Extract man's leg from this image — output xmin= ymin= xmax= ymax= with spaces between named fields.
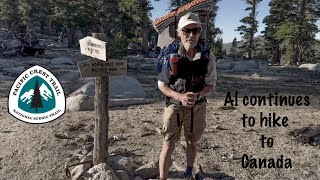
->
xmin=183 ymin=102 xmax=206 ymax=176
xmin=159 ymin=143 xmax=175 ymax=179
xmin=186 ymin=141 xmax=197 ymax=169
xmin=160 ymin=105 xmax=181 ymax=179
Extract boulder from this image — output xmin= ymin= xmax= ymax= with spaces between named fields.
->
xmin=69 ymin=76 xmax=146 ymax=98
xmin=299 ymin=63 xmax=320 ymax=72
xmin=5 ymin=39 xmax=21 ymax=49
xmin=54 ymin=70 xmax=80 ymax=81
xmin=67 ymin=76 xmax=148 ymax=111
xmin=115 ymin=170 xmax=130 ymax=180
xmin=108 ymin=155 xmax=133 ymax=171
xmin=139 ymin=63 xmax=154 ymax=71
xmin=43 ymin=51 xmax=61 ymax=59
xmin=109 ymin=75 xmax=146 ymax=99
xmin=51 ymin=57 xmax=75 ymax=65
xmin=232 ymin=60 xmax=259 ymax=72
xmin=147 ymin=51 xmax=158 ymax=58
xmin=2 ymin=49 xmax=17 ymax=57
xmin=258 ymin=61 xmax=269 ymax=71
xmin=66 ymin=94 xmax=94 ymax=111
xmin=2 ymin=66 xmax=25 ymax=76
xmin=216 ymin=59 xmax=236 ymax=69
xmin=85 ymin=163 xmax=119 ymax=180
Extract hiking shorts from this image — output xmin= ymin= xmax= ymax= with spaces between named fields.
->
xmin=161 ymin=101 xmax=206 ymax=145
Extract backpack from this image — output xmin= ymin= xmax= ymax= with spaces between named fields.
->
xmin=156 ymin=43 xmax=179 ymax=73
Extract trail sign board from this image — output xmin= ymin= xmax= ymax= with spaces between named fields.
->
xmin=78 ymin=59 xmax=127 ymax=77
xmin=79 ymin=36 xmax=107 ymax=61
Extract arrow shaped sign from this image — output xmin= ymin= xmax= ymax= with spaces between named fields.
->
xmin=79 ymin=36 xmax=107 ymax=61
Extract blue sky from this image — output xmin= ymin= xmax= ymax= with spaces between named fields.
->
xmin=151 ymin=0 xmax=320 ymax=43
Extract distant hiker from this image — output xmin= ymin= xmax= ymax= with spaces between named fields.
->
xmin=157 ymin=12 xmax=217 ymax=179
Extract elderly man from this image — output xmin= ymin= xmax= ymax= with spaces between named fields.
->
xmin=157 ymin=12 xmax=217 ymax=179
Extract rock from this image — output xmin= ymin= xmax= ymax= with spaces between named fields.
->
xmin=51 ymin=57 xmax=75 ymax=65
xmin=147 ymin=51 xmax=158 ymax=58
xmin=2 ymin=66 xmax=25 ymax=76
xmin=72 ymin=76 xmax=146 ymax=98
xmin=216 ymin=59 xmax=236 ymax=69
xmin=134 ymin=161 xmax=159 ymax=179
xmin=0 ymin=74 xmax=15 ymax=80
xmin=251 ymin=72 xmax=260 ymax=78
xmin=85 ymin=163 xmax=119 ymax=180
xmin=2 ymin=49 xmax=16 ymax=57
xmin=124 ymin=55 xmax=144 ymax=61
xmin=66 ymin=94 xmax=94 ymax=111
xmin=258 ymin=61 xmax=269 ymax=71
xmin=115 ymin=170 xmax=130 ymax=180
xmin=128 ymin=62 xmax=138 ymax=70
xmin=232 ymin=60 xmax=259 ymax=72
xmin=299 ymin=63 xmax=320 ymax=72
xmin=71 ymin=51 xmax=88 ymax=63
xmin=139 ymin=63 xmax=154 ymax=70
xmin=67 ymin=76 xmax=148 ymax=111
xmin=134 ymin=176 xmax=143 ymax=180
xmin=69 ymin=81 xmax=95 ymax=96
xmin=43 ymin=51 xmax=61 ymax=59
xmin=109 ymin=98 xmax=153 ymax=107
xmin=108 ymin=155 xmax=133 ymax=172
xmin=109 ymin=75 xmax=146 ymax=99
xmin=5 ymin=39 xmax=21 ymax=49
xmin=54 ymin=70 xmax=80 ymax=81
xmin=71 ymin=153 xmax=93 ymax=180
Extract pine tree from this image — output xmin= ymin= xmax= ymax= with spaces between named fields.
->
xmin=230 ymin=37 xmax=238 ymax=54
xmin=119 ymin=0 xmax=153 ymax=54
xmin=264 ymin=0 xmax=320 ymax=65
xmin=31 ymin=79 xmax=43 ymax=112
xmin=212 ymin=37 xmax=224 ymax=59
xmin=236 ymin=0 xmax=263 ymax=59
xmin=0 ymin=0 xmax=20 ymax=30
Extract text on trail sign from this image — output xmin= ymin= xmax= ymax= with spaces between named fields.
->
xmin=78 ymin=59 xmax=127 ymax=77
xmin=79 ymin=36 xmax=107 ymax=61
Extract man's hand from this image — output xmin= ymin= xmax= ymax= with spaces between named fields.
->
xmin=178 ymin=92 xmax=197 ymax=108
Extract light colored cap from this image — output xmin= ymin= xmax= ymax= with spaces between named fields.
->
xmin=177 ymin=12 xmax=201 ymax=30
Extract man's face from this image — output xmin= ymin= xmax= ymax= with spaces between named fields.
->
xmin=178 ymin=23 xmax=201 ymax=50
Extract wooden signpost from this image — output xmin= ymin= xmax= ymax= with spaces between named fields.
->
xmin=78 ymin=33 xmax=127 ymax=165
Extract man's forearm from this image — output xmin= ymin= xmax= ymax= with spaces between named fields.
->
xmin=198 ymin=85 xmax=214 ymax=97
xmin=158 ymin=85 xmax=182 ymax=101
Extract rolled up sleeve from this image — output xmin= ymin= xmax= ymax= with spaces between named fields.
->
xmin=157 ymin=64 xmax=170 ymax=87
xmin=204 ymin=51 xmax=217 ymax=87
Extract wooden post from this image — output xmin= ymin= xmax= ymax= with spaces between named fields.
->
xmin=92 ymin=33 xmax=109 ymax=165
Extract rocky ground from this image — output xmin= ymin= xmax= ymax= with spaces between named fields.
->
xmin=0 ymin=46 xmax=320 ymax=180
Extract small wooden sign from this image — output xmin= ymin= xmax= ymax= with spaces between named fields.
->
xmin=79 ymin=36 xmax=107 ymax=61
xmin=78 ymin=59 xmax=127 ymax=77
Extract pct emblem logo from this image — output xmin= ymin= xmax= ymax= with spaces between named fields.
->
xmin=8 ymin=65 xmax=66 ymax=124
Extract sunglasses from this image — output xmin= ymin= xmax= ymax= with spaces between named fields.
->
xmin=182 ymin=28 xmax=201 ymax=35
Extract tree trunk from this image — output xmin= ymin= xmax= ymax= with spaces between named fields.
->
xmin=294 ymin=0 xmax=307 ymax=65
xmin=248 ymin=0 xmax=257 ymax=60
xmin=141 ymin=0 xmax=149 ymax=54
xmin=67 ymin=25 xmax=76 ymax=48
xmin=47 ymin=20 xmax=52 ymax=36
xmin=141 ymin=18 xmax=149 ymax=54
xmin=273 ymin=45 xmax=281 ymax=64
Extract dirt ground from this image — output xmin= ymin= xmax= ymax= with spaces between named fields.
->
xmin=0 ymin=48 xmax=320 ymax=180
